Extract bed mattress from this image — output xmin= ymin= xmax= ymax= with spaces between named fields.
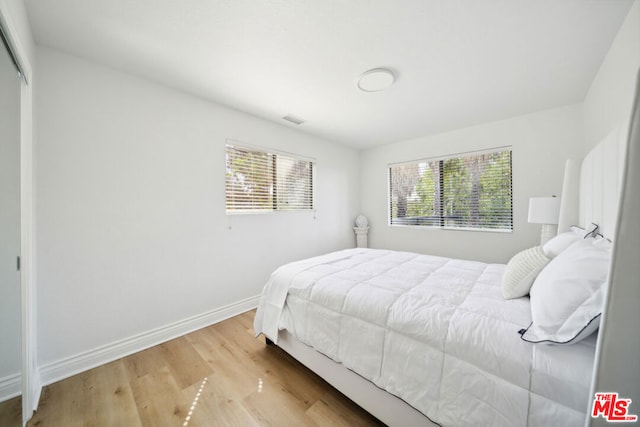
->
xmin=254 ymin=248 xmax=596 ymax=426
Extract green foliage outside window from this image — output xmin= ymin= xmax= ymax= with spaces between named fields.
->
xmin=390 ymin=150 xmax=512 ymax=231
xmin=226 ymin=144 xmax=313 ymax=212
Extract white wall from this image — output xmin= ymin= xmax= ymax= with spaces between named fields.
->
xmin=582 ymin=2 xmax=640 ymax=425
xmin=35 ymin=47 xmax=360 ymax=374
xmin=583 ymin=0 xmax=640 ymax=153
xmin=360 ymin=104 xmax=583 ymax=264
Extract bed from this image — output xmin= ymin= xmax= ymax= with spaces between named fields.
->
xmin=253 ymin=123 xmax=628 ymax=426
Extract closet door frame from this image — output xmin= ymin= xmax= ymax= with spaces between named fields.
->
xmin=0 ymin=6 xmax=39 ymax=425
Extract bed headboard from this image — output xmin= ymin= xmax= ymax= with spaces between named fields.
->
xmin=578 ymin=126 xmax=627 ymax=240
xmin=559 ymin=125 xmax=627 ymax=241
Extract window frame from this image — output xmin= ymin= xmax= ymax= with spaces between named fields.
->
xmin=225 ymin=141 xmax=315 ymax=215
xmin=387 ymin=147 xmax=513 ymax=232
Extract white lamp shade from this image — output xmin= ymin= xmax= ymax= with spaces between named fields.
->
xmin=528 ymin=197 xmax=561 ymax=224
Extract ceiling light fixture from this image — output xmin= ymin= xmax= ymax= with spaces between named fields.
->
xmin=357 ymin=68 xmax=395 ymax=92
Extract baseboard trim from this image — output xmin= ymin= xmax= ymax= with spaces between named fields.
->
xmin=0 ymin=372 xmax=21 ymax=403
xmin=40 ymin=295 xmax=260 ymax=387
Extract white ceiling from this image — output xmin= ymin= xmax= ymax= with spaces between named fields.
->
xmin=25 ymin=0 xmax=634 ymax=149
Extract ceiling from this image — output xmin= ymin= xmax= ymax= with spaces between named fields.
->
xmin=25 ymin=0 xmax=634 ymax=149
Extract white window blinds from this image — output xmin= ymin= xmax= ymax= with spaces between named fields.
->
xmin=226 ymin=144 xmax=314 ymax=212
xmin=389 ymin=149 xmax=512 ymax=231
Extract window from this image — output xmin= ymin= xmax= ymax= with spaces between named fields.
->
xmin=225 ymin=143 xmax=314 ymax=213
xmin=389 ymin=149 xmax=512 ymax=231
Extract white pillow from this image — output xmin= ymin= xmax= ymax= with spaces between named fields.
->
xmin=542 ymin=225 xmax=592 ymax=259
xmin=542 ymin=231 xmax=581 ymax=258
xmin=502 ymin=246 xmax=550 ymax=299
xmin=521 ymin=238 xmax=611 ymax=344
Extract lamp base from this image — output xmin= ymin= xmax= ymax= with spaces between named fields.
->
xmin=540 ymin=224 xmax=558 ymax=246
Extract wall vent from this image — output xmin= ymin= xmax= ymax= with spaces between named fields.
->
xmin=282 ymin=114 xmax=305 ymax=125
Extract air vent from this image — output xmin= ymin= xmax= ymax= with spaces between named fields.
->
xmin=282 ymin=114 xmax=305 ymax=125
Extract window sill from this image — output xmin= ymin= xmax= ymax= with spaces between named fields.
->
xmin=388 ymin=224 xmax=513 ymax=234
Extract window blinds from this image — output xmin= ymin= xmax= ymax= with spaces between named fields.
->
xmin=389 ymin=149 xmax=512 ymax=231
xmin=226 ymin=144 xmax=314 ymax=212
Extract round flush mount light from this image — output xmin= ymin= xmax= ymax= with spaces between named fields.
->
xmin=357 ymin=68 xmax=395 ymax=92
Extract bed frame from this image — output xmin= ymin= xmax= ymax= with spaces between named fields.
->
xmin=274 ymin=330 xmax=436 ymax=426
xmin=270 ymin=125 xmax=628 ymax=427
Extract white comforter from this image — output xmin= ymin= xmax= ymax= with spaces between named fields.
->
xmin=254 ymin=248 xmax=596 ymax=426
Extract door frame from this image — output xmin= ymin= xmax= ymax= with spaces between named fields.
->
xmin=0 ymin=6 xmax=39 ymax=425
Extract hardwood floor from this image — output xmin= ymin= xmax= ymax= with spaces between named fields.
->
xmin=0 ymin=395 xmax=21 ymax=427
xmin=1 ymin=310 xmax=384 ymax=426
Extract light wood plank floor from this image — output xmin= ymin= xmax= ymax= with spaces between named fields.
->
xmin=0 ymin=395 xmax=20 ymax=427
xmin=0 ymin=310 xmax=385 ymax=426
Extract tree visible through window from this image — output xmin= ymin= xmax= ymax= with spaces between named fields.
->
xmin=389 ymin=149 xmax=512 ymax=231
xmin=226 ymin=144 xmax=314 ymax=212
